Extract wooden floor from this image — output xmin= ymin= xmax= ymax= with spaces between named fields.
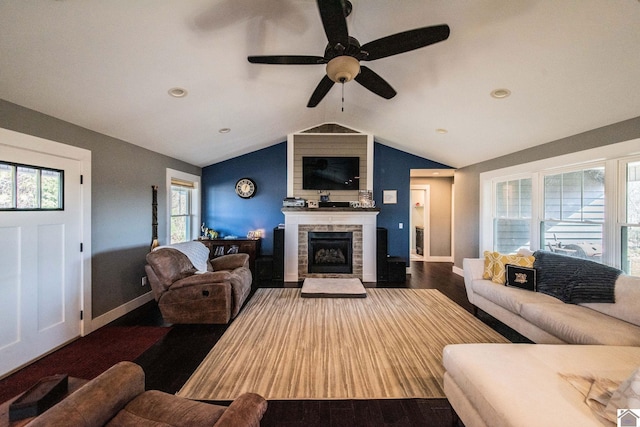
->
xmin=118 ymin=262 xmax=526 ymax=427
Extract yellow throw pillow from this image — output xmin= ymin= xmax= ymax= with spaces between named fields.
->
xmin=483 ymin=251 xmax=496 ymax=279
xmin=491 ymin=253 xmax=535 ymax=284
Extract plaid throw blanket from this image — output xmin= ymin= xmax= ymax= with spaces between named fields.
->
xmin=533 ymin=250 xmax=621 ymax=304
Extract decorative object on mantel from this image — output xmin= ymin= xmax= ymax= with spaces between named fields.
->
xmin=283 ymin=197 xmax=306 ymax=207
xmin=359 ymin=190 xmax=372 ymax=204
xmin=247 ymin=230 xmax=263 ymax=239
xmin=383 ymin=189 xmax=397 ymax=204
xmin=318 ymin=190 xmax=330 ymax=202
xmin=308 ymin=200 xmax=319 ymax=208
xmin=149 ymin=185 xmax=159 ymax=251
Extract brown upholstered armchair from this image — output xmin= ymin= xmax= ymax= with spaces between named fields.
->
xmin=145 ymin=245 xmax=252 ymax=324
xmin=28 ymin=361 xmax=267 ymax=426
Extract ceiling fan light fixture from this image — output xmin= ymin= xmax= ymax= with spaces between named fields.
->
xmin=326 ymin=56 xmax=360 ymax=83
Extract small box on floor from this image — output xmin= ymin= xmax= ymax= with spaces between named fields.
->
xmin=387 ymin=257 xmax=406 ymax=282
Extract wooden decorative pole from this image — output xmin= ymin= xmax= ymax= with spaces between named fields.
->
xmin=150 ymin=185 xmax=159 ymax=251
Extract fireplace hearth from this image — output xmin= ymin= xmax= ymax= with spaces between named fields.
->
xmin=308 ymin=232 xmax=353 ymax=274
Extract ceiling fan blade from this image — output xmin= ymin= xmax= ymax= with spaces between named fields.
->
xmin=317 ymin=0 xmax=349 ymax=48
xmin=360 ymin=24 xmax=450 ymax=61
xmin=354 ymin=66 xmax=396 ymax=99
xmin=248 ymin=55 xmax=325 ymax=65
xmin=307 ymin=75 xmax=335 ymax=107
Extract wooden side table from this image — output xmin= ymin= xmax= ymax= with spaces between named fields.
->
xmin=0 ymin=377 xmax=87 ymax=427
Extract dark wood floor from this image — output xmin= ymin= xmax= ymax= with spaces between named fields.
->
xmin=116 ymin=262 xmax=526 ymax=427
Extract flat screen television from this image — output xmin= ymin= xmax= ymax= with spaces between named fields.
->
xmin=302 ymin=156 xmax=360 ymax=191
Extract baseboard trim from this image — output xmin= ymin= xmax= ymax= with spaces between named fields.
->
xmin=452 ymin=265 xmax=464 ymax=277
xmin=424 ymin=256 xmax=453 ymax=262
xmin=86 ymin=292 xmax=154 ymax=334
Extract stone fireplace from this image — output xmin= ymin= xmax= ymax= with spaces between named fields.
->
xmin=282 ymin=208 xmax=378 ymax=282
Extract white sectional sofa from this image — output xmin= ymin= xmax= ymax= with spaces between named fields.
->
xmin=444 ymin=254 xmax=640 ymax=427
xmin=463 ymin=257 xmax=640 ymax=345
xmin=443 ymin=344 xmax=640 ymax=427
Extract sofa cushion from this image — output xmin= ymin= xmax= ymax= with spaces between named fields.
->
xmin=155 ymin=241 xmax=210 ymax=272
xmin=472 ymin=279 xmax=562 ymax=316
xmin=520 ymin=302 xmax=640 ymax=345
xmin=580 ymin=274 xmax=640 ymax=327
xmin=106 ymin=390 xmax=226 ymax=427
xmin=505 ymin=264 xmax=536 ymax=291
xmin=482 ymin=251 xmax=496 ymax=279
xmin=491 ymin=253 xmax=535 ymax=284
xmin=146 ymin=249 xmax=196 ymax=292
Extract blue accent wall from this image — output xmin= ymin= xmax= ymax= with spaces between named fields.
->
xmin=373 ymin=143 xmax=452 ymax=261
xmin=201 ymin=142 xmax=287 ymax=254
xmin=202 ymin=140 xmax=452 ymax=263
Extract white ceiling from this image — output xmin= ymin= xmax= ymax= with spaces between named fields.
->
xmin=1 ymin=1 xmax=639 ymax=168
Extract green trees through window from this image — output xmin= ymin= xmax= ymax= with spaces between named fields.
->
xmin=0 ymin=162 xmax=63 ymax=210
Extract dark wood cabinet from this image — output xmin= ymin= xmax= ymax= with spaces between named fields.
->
xmin=198 ymin=238 xmax=261 ymax=280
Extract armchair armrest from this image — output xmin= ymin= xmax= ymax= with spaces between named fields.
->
xmin=28 ymin=362 xmax=144 ymax=427
xmin=211 ymin=253 xmax=249 ymax=271
xmin=213 ymin=392 xmax=267 ymax=427
xmin=171 ymin=271 xmax=232 ymax=290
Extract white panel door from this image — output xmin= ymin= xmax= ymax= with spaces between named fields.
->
xmin=0 ymin=144 xmax=83 ymax=377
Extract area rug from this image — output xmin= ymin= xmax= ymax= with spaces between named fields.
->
xmin=177 ymin=288 xmax=508 ymax=401
xmin=301 ymin=277 xmax=367 ymax=298
xmin=0 ymin=325 xmax=170 ymax=402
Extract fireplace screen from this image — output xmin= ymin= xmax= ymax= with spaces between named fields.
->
xmin=308 ymin=232 xmax=353 ymax=274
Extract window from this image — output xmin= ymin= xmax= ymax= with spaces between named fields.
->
xmin=166 ymin=169 xmax=200 ymax=245
xmin=541 ymin=167 xmax=604 ymax=261
xmin=480 ymin=137 xmax=640 ymax=274
xmin=621 ymin=160 xmax=640 ymax=275
xmin=493 ymin=178 xmax=532 ymax=252
xmin=0 ymin=161 xmax=63 ymax=210
xmin=170 ymin=183 xmax=191 ymax=244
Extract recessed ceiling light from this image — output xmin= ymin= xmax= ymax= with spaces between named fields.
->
xmin=168 ymin=87 xmax=188 ymax=98
xmin=436 ymin=128 xmax=448 ymax=134
xmin=490 ymin=88 xmax=511 ymax=99
xmin=218 ymin=128 xmax=231 ymax=134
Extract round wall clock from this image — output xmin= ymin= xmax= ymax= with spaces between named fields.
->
xmin=235 ymin=178 xmax=257 ymax=199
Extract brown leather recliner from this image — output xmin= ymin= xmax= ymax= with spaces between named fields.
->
xmin=145 ymin=248 xmax=252 ymax=324
xmin=28 ymin=361 xmax=267 ymax=427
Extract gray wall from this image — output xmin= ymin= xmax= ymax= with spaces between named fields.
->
xmin=0 ymin=100 xmax=201 ymax=318
xmin=454 ymin=116 xmax=640 ymax=268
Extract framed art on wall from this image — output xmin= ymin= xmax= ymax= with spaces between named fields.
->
xmin=383 ymin=190 xmax=397 ymax=204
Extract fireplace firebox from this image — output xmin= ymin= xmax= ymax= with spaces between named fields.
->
xmin=308 ymin=232 xmax=353 ymax=274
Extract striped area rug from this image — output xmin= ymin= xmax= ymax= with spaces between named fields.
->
xmin=177 ymin=288 xmax=508 ymax=400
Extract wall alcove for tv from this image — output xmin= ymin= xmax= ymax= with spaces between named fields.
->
xmin=287 ymin=123 xmax=374 ymax=202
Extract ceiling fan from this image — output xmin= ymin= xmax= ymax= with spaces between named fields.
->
xmin=247 ymin=0 xmax=450 ymax=108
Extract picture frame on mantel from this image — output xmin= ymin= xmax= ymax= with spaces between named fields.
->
xmin=383 ymin=190 xmax=397 ymax=204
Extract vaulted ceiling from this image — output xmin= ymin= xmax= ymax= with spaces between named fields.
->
xmin=1 ymin=1 xmax=639 ymax=168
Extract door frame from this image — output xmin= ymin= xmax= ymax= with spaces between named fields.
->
xmin=0 ymin=128 xmax=93 ymax=335
xmin=410 ymin=185 xmax=430 ymax=258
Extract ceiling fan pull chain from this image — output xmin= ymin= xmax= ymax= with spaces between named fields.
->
xmin=341 ymin=82 xmax=345 ymax=112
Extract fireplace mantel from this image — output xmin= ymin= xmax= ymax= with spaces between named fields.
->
xmin=282 ymin=208 xmax=379 ymax=282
